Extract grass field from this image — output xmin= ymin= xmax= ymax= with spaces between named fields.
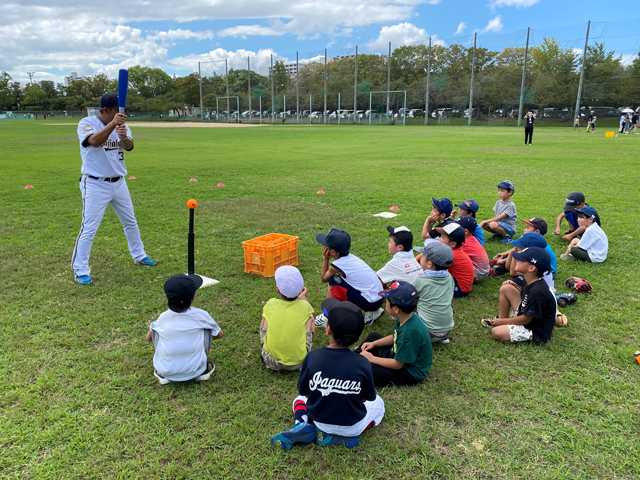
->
xmin=1 ymin=120 xmax=639 ymax=479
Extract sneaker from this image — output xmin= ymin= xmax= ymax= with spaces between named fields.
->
xmin=135 ymin=256 xmax=157 ymax=266
xmin=314 ymin=313 xmax=328 ymax=327
xmin=441 ymin=338 xmax=450 ymax=344
xmin=500 ymin=235 xmax=513 ymax=244
xmin=560 ymin=253 xmax=576 ymax=261
xmin=154 ymin=370 xmax=171 ymax=385
xmin=480 ymin=318 xmax=495 ymax=327
xmin=316 ymin=429 xmax=360 ymax=448
xmin=271 ymin=422 xmax=317 ymax=450
xmin=75 ymin=275 xmax=93 ymax=285
xmin=364 ymin=307 xmax=384 ymax=326
xmin=195 ymin=361 xmax=215 ymax=381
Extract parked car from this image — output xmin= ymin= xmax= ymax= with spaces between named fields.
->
xmin=309 ymin=111 xmax=322 ymax=119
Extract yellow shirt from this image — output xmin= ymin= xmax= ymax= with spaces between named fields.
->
xmin=263 ymin=298 xmax=314 ymax=366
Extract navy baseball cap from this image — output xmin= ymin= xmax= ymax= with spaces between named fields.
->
xmin=431 ymin=197 xmax=453 ymax=217
xmin=164 ymin=274 xmax=203 ymax=302
xmin=100 ymin=92 xmax=132 ymax=110
xmin=509 ymin=232 xmax=547 ymax=249
xmin=455 ymin=199 xmax=479 ymax=213
xmin=512 ymin=247 xmax=551 ymax=274
xmin=496 ymin=180 xmax=515 ymax=191
xmin=378 ymin=280 xmax=419 ymax=307
xmin=575 ymin=206 xmax=598 ymax=219
xmin=456 ymin=215 xmax=478 ymax=232
xmin=316 ymin=228 xmax=351 ymax=254
xmin=442 ymin=222 xmax=466 ymax=245
xmin=564 ymin=192 xmax=586 ymax=212
xmin=320 ymin=298 xmax=364 ymax=346
xmin=387 ymin=225 xmax=413 ymax=245
xmin=521 ymin=217 xmax=548 ymax=235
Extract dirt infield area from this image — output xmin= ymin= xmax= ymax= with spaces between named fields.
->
xmin=47 ymin=121 xmax=267 ymax=128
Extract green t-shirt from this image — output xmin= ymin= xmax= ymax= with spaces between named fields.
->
xmin=263 ymin=298 xmax=314 ymax=366
xmin=412 ymin=274 xmax=455 ymax=333
xmin=393 ymin=313 xmax=432 ymax=380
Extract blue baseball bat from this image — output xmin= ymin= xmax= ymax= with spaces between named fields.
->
xmin=118 ymin=69 xmax=128 ymax=113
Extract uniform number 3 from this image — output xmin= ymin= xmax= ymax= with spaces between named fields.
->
xmin=118 ymin=151 xmax=124 ymax=161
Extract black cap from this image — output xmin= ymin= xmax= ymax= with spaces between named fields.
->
xmin=378 ymin=280 xmax=419 ymax=307
xmin=386 ymin=225 xmax=413 ymax=246
xmin=321 ymin=298 xmax=364 ymax=346
xmin=164 ymin=274 xmax=203 ymax=302
xmin=564 ymin=192 xmax=585 ymax=212
xmin=521 ymin=217 xmax=548 ymax=235
xmin=512 ymin=247 xmax=551 ymax=275
xmin=100 ymin=92 xmax=132 ymax=110
xmin=316 ymin=228 xmax=351 ymax=254
xmin=456 ymin=215 xmax=478 ymax=233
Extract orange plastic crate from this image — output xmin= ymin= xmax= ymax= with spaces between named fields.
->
xmin=242 ymin=233 xmax=299 ymax=277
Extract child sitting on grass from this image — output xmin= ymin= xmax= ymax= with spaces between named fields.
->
xmin=554 ymin=192 xmax=587 ymax=241
xmin=315 ymin=228 xmax=384 ymax=326
xmin=355 ymin=281 xmax=432 ymax=386
xmin=440 ymin=223 xmax=474 ymax=297
xmin=456 ymin=216 xmax=490 ymax=283
xmin=450 ymin=199 xmax=484 ymax=245
xmin=271 ymin=299 xmax=384 ymax=450
xmin=377 ymin=226 xmax=422 ymax=287
xmin=561 ymin=206 xmax=608 ymax=263
xmin=421 ymin=197 xmax=454 ymax=244
xmin=260 ymin=266 xmax=315 ymax=371
xmin=479 ymin=180 xmax=517 ymax=244
xmin=146 ymin=274 xmax=223 ymax=385
xmin=481 ymin=247 xmax=556 ymax=344
xmin=412 ymin=242 xmax=455 ymax=344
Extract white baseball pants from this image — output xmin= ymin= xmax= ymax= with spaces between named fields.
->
xmin=71 ymin=175 xmax=147 ymax=276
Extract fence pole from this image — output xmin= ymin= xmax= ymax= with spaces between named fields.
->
xmin=403 ymin=91 xmax=407 ymax=126
xmin=425 ymin=37 xmax=431 ymax=126
xmin=198 ymin=61 xmax=203 ymax=122
xmin=247 ymin=56 xmax=252 ymax=123
xmin=468 ymin=32 xmax=477 ymax=126
xmin=225 ymin=59 xmax=230 ymax=122
xmin=387 ymin=42 xmax=391 ymax=125
xmin=354 ymin=45 xmax=358 ymax=121
xmin=338 ymin=93 xmax=341 ymax=125
xmin=369 ymin=92 xmax=372 ymax=126
xmin=517 ymin=27 xmax=531 ymax=127
xmin=270 ymin=54 xmax=275 ymax=124
xmin=575 ymin=21 xmax=591 ymax=124
xmin=310 ymin=94 xmax=312 ymax=124
xmin=324 ymin=49 xmax=328 ymax=124
xmin=296 ymin=52 xmax=300 ymax=124
xmin=284 ymin=95 xmax=286 ymax=123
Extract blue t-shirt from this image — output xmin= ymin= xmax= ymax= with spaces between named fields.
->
xmin=473 ymin=224 xmax=485 ymax=245
xmin=298 ymin=347 xmax=377 ymax=427
xmin=545 ymin=245 xmax=557 ymax=277
xmin=565 ymin=211 xmax=580 ymax=232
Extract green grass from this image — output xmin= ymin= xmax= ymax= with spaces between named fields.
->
xmin=1 ymin=121 xmax=639 ymax=479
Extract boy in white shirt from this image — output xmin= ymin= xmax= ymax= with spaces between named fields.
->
xmin=561 ymin=207 xmax=608 ymax=263
xmin=377 ymin=226 xmax=422 ymax=288
xmin=146 ymin=274 xmax=223 ymax=384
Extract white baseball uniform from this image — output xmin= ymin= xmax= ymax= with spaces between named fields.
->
xmin=71 ymin=115 xmax=147 ymax=277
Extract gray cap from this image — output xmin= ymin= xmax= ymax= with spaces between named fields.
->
xmin=413 ymin=242 xmax=454 ymax=268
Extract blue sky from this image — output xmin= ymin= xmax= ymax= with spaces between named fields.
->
xmin=1 ymin=0 xmax=638 ymax=85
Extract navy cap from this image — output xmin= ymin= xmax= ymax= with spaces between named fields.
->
xmin=442 ymin=222 xmax=466 ymax=246
xmin=496 ymin=180 xmax=515 ymax=191
xmin=509 ymin=232 xmax=547 ymax=249
xmin=455 ymin=199 xmax=479 ymax=213
xmin=164 ymin=274 xmax=203 ymax=302
xmin=320 ymin=298 xmax=364 ymax=345
xmin=316 ymin=228 xmax=351 ymax=254
xmin=431 ymin=197 xmax=453 ymax=217
xmin=99 ymin=92 xmax=132 ymax=110
xmin=387 ymin=225 xmax=413 ymax=246
xmin=564 ymin=192 xmax=586 ymax=212
xmin=512 ymin=247 xmax=551 ymax=274
xmin=456 ymin=215 xmax=478 ymax=233
xmin=378 ymin=280 xmax=419 ymax=307
xmin=575 ymin=206 xmax=598 ymax=219
xmin=521 ymin=217 xmax=548 ymax=236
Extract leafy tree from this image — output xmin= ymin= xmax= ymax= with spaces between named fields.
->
xmin=0 ymin=71 xmax=13 ymax=110
xmin=128 ymin=66 xmax=174 ymax=98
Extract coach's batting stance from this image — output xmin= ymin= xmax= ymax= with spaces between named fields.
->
xmin=71 ymin=69 xmax=155 ymax=285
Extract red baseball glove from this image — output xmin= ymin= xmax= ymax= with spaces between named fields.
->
xmin=565 ymin=277 xmax=593 ymax=293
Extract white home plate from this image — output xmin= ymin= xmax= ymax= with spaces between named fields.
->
xmin=186 ymin=274 xmax=219 ymax=288
xmin=373 ymin=212 xmax=398 ymax=218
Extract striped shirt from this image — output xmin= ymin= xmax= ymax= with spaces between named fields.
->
xmin=493 ymin=200 xmax=517 ymax=233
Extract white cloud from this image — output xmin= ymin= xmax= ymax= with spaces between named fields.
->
xmin=148 ymin=29 xmax=215 ymax=42
xmin=217 ymin=25 xmax=285 ymax=38
xmin=621 ymin=53 xmax=638 ymax=66
xmin=491 ymin=0 xmax=539 ymax=7
xmin=366 ymin=22 xmax=427 ymax=47
xmin=455 ymin=22 xmax=466 ymax=35
xmin=481 ymin=16 xmax=503 ymax=33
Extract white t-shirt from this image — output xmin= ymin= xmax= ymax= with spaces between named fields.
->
xmin=77 ymin=115 xmax=132 ymax=177
xmin=577 ymin=223 xmax=608 ymax=263
xmin=150 ymin=307 xmax=221 ymax=382
xmin=332 ymin=254 xmax=382 ymax=303
xmin=377 ymin=251 xmax=422 ymax=284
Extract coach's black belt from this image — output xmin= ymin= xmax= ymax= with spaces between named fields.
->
xmin=88 ymin=175 xmax=122 ymax=183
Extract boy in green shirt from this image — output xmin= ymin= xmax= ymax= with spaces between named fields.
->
xmin=355 ymin=281 xmax=432 ymax=387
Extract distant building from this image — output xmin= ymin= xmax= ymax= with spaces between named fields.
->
xmin=64 ymin=72 xmax=84 ymax=87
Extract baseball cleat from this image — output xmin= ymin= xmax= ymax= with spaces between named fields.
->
xmin=314 ymin=313 xmax=328 ymax=327
xmin=271 ymin=422 xmax=317 ymax=450
xmin=75 ymin=275 xmax=93 ymax=285
xmin=195 ymin=361 xmax=215 ymax=381
xmin=364 ymin=307 xmax=385 ymax=326
xmin=315 ymin=430 xmax=360 ymax=448
xmin=154 ymin=370 xmax=171 ymax=385
xmin=135 ymin=256 xmax=157 ymax=266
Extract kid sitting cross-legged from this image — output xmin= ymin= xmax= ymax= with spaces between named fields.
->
xmin=270 ymin=299 xmax=384 ymax=450
xmin=561 ymin=206 xmax=608 ymax=263
xmin=376 ymin=226 xmax=422 ymax=287
xmin=479 ymin=180 xmax=517 ymax=244
xmin=260 ymin=266 xmax=315 ymax=371
xmin=481 ymin=247 xmax=556 ymax=344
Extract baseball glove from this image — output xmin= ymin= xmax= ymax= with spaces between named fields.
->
xmin=565 ymin=277 xmax=593 ymax=293
xmin=556 ymin=293 xmax=578 ymax=308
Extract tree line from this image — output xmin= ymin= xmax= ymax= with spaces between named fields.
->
xmin=1 ymin=38 xmax=638 ymax=116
